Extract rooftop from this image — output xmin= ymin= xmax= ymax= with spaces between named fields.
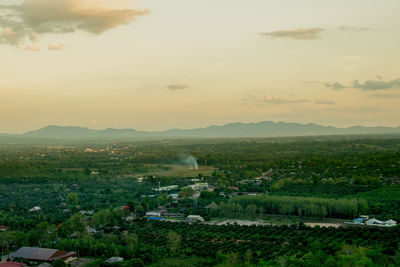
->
xmin=0 ymin=262 xmax=25 ymax=267
xmin=10 ymin=247 xmax=76 ymax=262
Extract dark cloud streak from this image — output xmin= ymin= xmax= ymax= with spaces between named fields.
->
xmin=167 ymin=84 xmax=189 ymax=90
xmin=260 ymin=27 xmax=324 ymax=40
xmin=353 ymin=79 xmax=400 ymax=91
xmin=324 ymin=78 xmax=400 ymax=91
xmin=323 ymin=82 xmax=346 ymax=90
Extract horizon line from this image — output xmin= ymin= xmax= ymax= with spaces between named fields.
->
xmin=2 ymin=120 xmax=400 ymax=135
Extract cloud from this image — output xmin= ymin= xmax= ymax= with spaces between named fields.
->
xmin=324 ymin=77 xmax=400 ymax=91
xmin=24 ymin=44 xmax=40 ymax=51
xmin=353 ymin=79 xmax=400 ymax=91
xmin=48 ymin=43 xmax=65 ymax=50
xmin=339 ymin=26 xmax=372 ymax=32
xmin=260 ymin=27 xmax=324 ymax=40
xmin=315 ymin=100 xmax=335 ymax=105
xmin=167 ymin=84 xmax=189 ymax=90
xmin=263 ymin=95 xmax=308 ymax=104
xmin=0 ymin=27 xmax=16 ymax=44
xmin=323 ymin=82 xmax=346 ymax=90
xmin=369 ymin=93 xmax=400 ymax=98
xmin=0 ymin=0 xmax=150 ymax=47
xmin=0 ymin=26 xmax=34 ymax=45
xmin=241 ymin=95 xmax=308 ymax=105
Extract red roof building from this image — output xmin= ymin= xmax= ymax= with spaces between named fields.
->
xmin=10 ymin=247 xmax=77 ymax=262
xmin=0 ymin=225 xmax=10 ymax=231
xmin=0 ymin=262 xmax=25 ymax=267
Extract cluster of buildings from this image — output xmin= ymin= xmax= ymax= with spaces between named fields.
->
xmin=145 ymin=210 xmax=204 ymax=223
xmin=1 ymin=247 xmax=125 ymax=266
xmin=1 ymin=247 xmax=77 ymax=266
xmin=152 ymin=185 xmax=179 ymax=192
xmin=187 ymin=183 xmax=210 ymax=191
xmin=346 ymin=215 xmax=397 ymax=227
xmin=145 ymin=210 xmax=185 ymax=218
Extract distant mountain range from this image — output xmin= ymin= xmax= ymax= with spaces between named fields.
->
xmin=2 ymin=121 xmax=400 ymax=139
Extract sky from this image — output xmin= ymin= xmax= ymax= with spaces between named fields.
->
xmin=0 ymin=0 xmax=399 ymax=133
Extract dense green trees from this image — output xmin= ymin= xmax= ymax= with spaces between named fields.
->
xmin=179 ymin=187 xmax=195 ymax=199
xmin=59 ymin=214 xmax=86 ymax=238
xmin=167 ymin=231 xmax=181 ymax=256
xmin=214 ymin=195 xmax=368 ymax=219
xmin=0 ymin=137 xmax=399 ymax=266
xmin=52 ymin=219 xmax=399 ymax=266
xmin=5 ymin=217 xmax=389 ymax=266
xmin=67 ymin=193 xmax=79 ymax=206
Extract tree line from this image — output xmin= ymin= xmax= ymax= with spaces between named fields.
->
xmin=211 ymin=195 xmax=368 ymax=219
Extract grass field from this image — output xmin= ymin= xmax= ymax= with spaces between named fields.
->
xmin=124 ymin=164 xmax=215 ymax=178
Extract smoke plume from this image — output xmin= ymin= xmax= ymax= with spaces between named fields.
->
xmin=180 ymin=154 xmax=198 ymax=170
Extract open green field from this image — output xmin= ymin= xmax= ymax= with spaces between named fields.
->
xmin=121 ymin=164 xmax=215 ymax=178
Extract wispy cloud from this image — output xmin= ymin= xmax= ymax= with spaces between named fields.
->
xmin=339 ymin=26 xmax=372 ymax=32
xmin=369 ymin=93 xmax=400 ymax=98
xmin=260 ymin=27 xmax=324 ymax=40
xmin=303 ymin=80 xmax=320 ymax=84
xmin=48 ymin=43 xmax=65 ymax=51
xmin=323 ymin=82 xmax=346 ymax=90
xmin=0 ymin=27 xmax=31 ymax=46
xmin=24 ymin=44 xmax=40 ymax=51
xmin=263 ymin=95 xmax=308 ymax=104
xmin=243 ymin=95 xmax=308 ymax=105
xmin=315 ymin=100 xmax=335 ymax=105
xmin=324 ymin=77 xmax=400 ymax=91
xmin=167 ymin=84 xmax=189 ymax=90
xmin=353 ymin=79 xmax=400 ymax=91
xmin=0 ymin=0 xmax=150 ymax=47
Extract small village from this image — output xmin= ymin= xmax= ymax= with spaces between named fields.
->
xmin=0 ymin=137 xmax=399 ymax=266
xmin=0 ymin=174 xmax=397 ymax=267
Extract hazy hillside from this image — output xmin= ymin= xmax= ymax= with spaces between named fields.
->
xmin=5 ymin=121 xmax=399 ymax=139
xmin=22 ymin=125 xmax=142 ymax=139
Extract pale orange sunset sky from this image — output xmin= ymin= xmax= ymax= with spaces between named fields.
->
xmin=0 ymin=0 xmax=399 ymax=133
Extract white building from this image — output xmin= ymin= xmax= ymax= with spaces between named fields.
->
xmin=79 ymin=210 xmax=94 ymax=215
xmin=186 ymin=215 xmax=205 ymax=223
xmin=189 ymin=183 xmax=209 ymax=191
xmin=152 ymin=185 xmax=178 ymax=192
xmin=86 ymin=226 xmax=98 ymax=234
xmin=146 ymin=211 xmax=162 ymax=217
xmin=384 ymin=219 xmax=397 ymax=227
xmin=366 ymin=218 xmax=384 ymax=225
xmin=125 ymin=214 xmax=136 ymax=221
xmin=105 ymin=257 xmax=124 ymax=264
xmin=29 ymin=206 xmax=41 ymax=212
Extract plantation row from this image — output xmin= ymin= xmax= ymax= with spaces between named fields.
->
xmin=53 ymin=220 xmax=400 ymax=266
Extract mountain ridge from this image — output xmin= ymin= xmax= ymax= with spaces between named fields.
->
xmin=2 ymin=121 xmax=399 ymax=139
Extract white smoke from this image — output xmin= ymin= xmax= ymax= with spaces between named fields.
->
xmin=182 ymin=154 xmax=198 ymax=170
